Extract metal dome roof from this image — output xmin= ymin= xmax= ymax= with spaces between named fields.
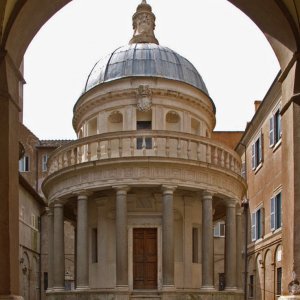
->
xmin=83 ymin=43 xmax=209 ymax=95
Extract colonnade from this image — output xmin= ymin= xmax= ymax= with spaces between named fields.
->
xmin=46 ymin=186 xmax=242 ymax=292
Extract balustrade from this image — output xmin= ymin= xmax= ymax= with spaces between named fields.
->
xmin=47 ymin=130 xmax=242 ymax=176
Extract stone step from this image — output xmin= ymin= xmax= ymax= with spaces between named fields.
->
xmin=131 ymin=292 xmax=161 ymax=300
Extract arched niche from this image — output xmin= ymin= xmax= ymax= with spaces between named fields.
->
xmin=166 ymin=111 xmax=181 ymax=132
xmin=108 ymin=111 xmax=123 ymax=132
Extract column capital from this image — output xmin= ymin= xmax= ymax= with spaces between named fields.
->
xmin=202 ymin=190 xmax=214 ymax=200
xmin=46 ymin=207 xmax=54 ymax=216
xmin=113 ymin=185 xmax=130 ymax=195
xmin=226 ymin=198 xmax=237 ymax=208
xmin=54 ymin=202 xmax=64 ymax=208
xmin=161 ymin=185 xmax=177 ymax=195
xmin=74 ymin=190 xmax=91 ymax=199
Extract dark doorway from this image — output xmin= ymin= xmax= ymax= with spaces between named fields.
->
xmin=133 ymin=228 xmax=157 ymax=289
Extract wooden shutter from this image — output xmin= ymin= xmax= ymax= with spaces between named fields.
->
xmin=269 ymin=116 xmax=274 ymax=146
xmin=258 ymin=135 xmax=263 ymax=164
xmin=271 ymin=197 xmax=275 ymax=231
xmin=251 ymin=212 xmax=257 ymax=241
xmin=251 ymin=143 xmax=256 ymax=170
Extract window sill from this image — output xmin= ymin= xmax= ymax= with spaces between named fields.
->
xmin=254 ymin=162 xmax=263 ymax=174
xmin=272 ymin=139 xmax=282 ymax=153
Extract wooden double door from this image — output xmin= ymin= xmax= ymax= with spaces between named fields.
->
xmin=133 ymin=228 xmax=157 ymax=289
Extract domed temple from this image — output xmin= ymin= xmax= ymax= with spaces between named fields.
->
xmin=43 ymin=1 xmax=246 ymax=299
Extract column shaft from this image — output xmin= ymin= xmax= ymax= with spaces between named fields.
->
xmin=47 ymin=208 xmax=54 ymax=290
xmin=236 ymin=208 xmax=243 ymax=290
xmin=53 ymin=203 xmax=65 ymax=290
xmin=201 ymin=192 xmax=214 ymax=289
xmin=225 ymin=200 xmax=237 ymax=290
xmin=115 ymin=186 xmax=129 ymax=287
xmin=162 ymin=186 xmax=176 ymax=287
xmin=76 ymin=194 xmax=89 ymax=289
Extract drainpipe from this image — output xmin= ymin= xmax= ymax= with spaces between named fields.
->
xmin=242 ymin=198 xmax=249 ymax=300
xmin=239 ymin=142 xmax=249 ymax=300
xmin=39 ymin=208 xmax=47 ymax=300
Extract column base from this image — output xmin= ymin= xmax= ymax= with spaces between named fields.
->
xmin=52 ymin=287 xmax=65 ymax=292
xmin=225 ymin=287 xmax=238 ymax=291
xmin=76 ymin=286 xmax=89 ymax=290
xmin=162 ymin=285 xmax=175 ymax=291
xmin=201 ymin=285 xmax=215 ymax=291
xmin=0 ymin=296 xmax=23 ymax=300
xmin=116 ymin=285 xmax=129 ymax=291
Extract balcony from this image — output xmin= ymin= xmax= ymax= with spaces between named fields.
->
xmin=47 ymin=130 xmax=242 ymax=176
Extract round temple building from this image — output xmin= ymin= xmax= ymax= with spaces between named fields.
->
xmin=42 ymin=1 xmax=246 ymax=299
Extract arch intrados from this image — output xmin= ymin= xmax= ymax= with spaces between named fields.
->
xmin=3 ymin=0 xmax=297 ymax=69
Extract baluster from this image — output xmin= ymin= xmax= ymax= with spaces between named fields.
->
xmin=58 ymin=155 xmax=63 ymax=169
xmin=230 ymin=156 xmax=235 ymax=171
xmin=119 ymin=138 xmax=122 ymax=157
xmin=130 ymin=137 xmax=134 ymax=156
xmin=153 ymin=137 xmax=158 ymax=156
xmin=206 ymin=144 xmax=211 ymax=163
xmin=197 ymin=142 xmax=201 ymax=161
xmin=177 ymin=138 xmax=181 ymax=158
xmin=108 ymin=140 xmax=112 ymax=158
xmin=142 ymin=137 xmax=146 ymax=156
xmin=225 ymin=152 xmax=230 ymax=169
xmin=220 ymin=150 xmax=225 ymax=167
xmin=87 ymin=143 xmax=91 ymax=161
xmin=70 ymin=148 xmax=75 ymax=165
xmin=54 ymin=159 xmax=59 ymax=171
xmin=166 ymin=137 xmax=170 ymax=157
xmin=63 ymin=152 xmax=68 ymax=167
xmin=78 ymin=146 xmax=82 ymax=163
xmin=187 ymin=140 xmax=191 ymax=159
xmin=97 ymin=141 xmax=101 ymax=160
xmin=213 ymin=147 xmax=218 ymax=165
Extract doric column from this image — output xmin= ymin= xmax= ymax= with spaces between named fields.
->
xmin=76 ymin=193 xmax=89 ymax=289
xmin=47 ymin=207 xmax=54 ymax=290
xmin=53 ymin=203 xmax=65 ymax=290
xmin=114 ymin=185 xmax=130 ymax=287
xmin=236 ymin=206 xmax=243 ymax=290
xmin=201 ymin=191 xmax=215 ymax=289
xmin=162 ymin=185 xmax=177 ymax=287
xmin=225 ymin=199 xmax=237 ymax=290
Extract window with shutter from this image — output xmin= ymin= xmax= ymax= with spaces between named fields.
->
xmin=251 ymin=212 xmax=256 ymax=241
xmin=251 ymin=144 xmax=256 ymax=170
xmin=271 ymin=197 xmax=275 ymax=231
xmin=269 ymin=116 xmax=274 ymax=146
xmin=270 ymin=107 xmax=282 ymax=147
xmin=271 ymin=192 xmax=282 ymax=231
xmin=251 ymin=133 xmax=263 ymax=171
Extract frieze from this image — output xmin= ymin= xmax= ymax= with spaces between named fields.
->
xmin=45 ymin=162 xmax=246 ymax=204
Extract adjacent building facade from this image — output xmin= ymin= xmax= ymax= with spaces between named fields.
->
xmin=237 ymin=77 xmax=284 ymax=299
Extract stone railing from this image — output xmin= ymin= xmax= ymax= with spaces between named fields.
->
xmin=47 ymin=130 xmax=242 ymax=176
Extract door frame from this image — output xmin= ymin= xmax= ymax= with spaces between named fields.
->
xmin=128 ymin=225 xmax=162 ymax=291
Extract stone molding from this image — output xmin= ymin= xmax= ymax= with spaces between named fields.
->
xmin=44 ymin=160 xmax=245 ymax=205
xmin=73 ymin=79 xmax=215 ymax=132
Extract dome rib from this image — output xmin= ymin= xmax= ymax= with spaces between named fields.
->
xmin=83 ymin=44 xmax=209 ymax=95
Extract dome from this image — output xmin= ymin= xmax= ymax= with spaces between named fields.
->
xmin=83 ymin=43 xmax=209 ymax=95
